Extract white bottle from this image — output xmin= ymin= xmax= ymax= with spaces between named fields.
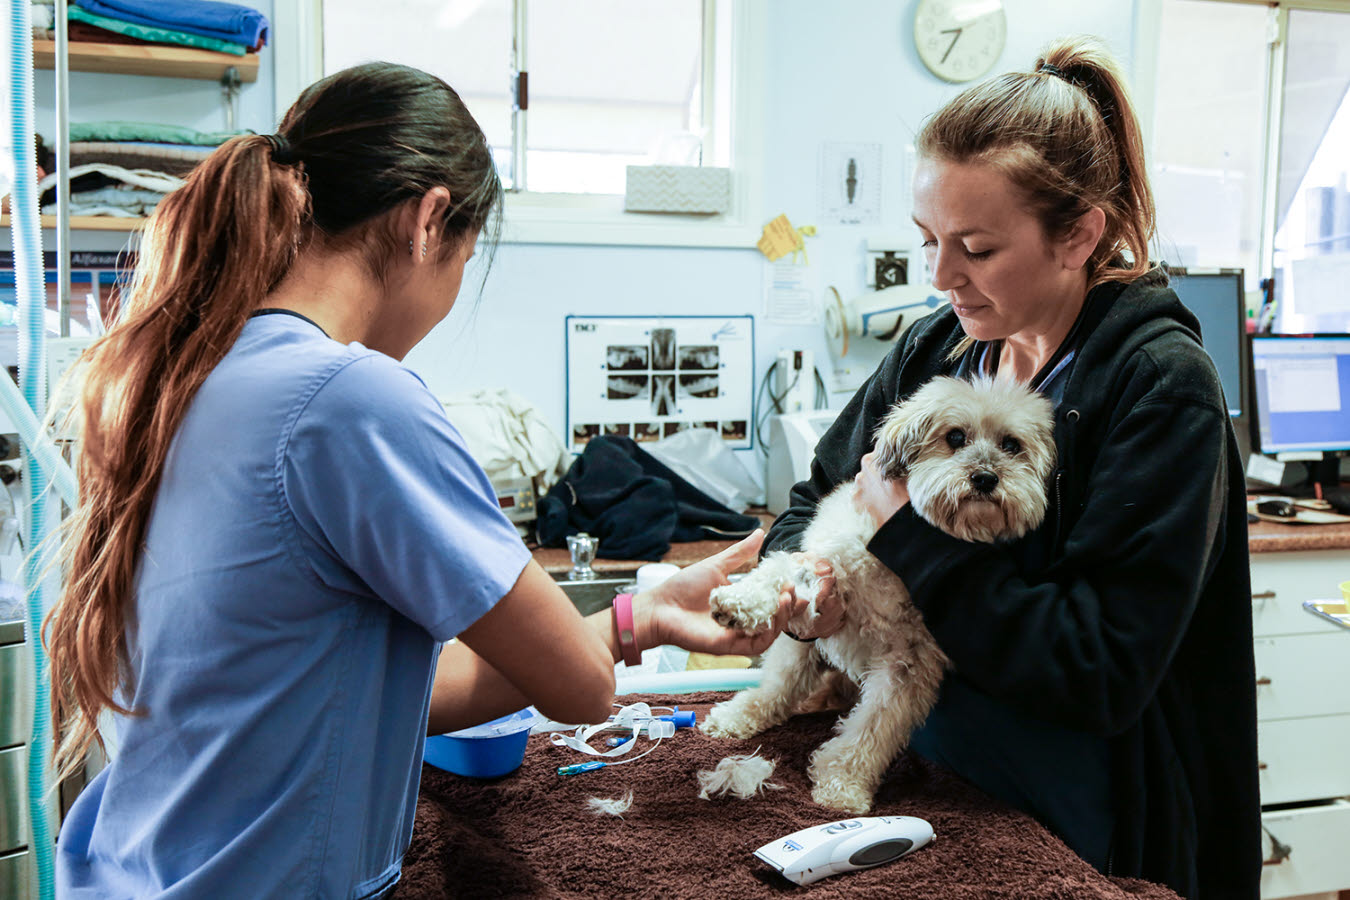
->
xmin=634 ymin=563 xmax=688 ymax=674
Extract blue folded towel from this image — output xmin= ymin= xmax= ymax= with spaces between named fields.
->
xmin=72 ymin=0 xmax=268 ymax=48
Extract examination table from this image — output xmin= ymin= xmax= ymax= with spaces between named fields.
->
xmin=396 ymin=692 xmax=1180 ymax=899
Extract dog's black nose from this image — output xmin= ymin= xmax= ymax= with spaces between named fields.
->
xmin=971 ymin=470 xmax=999 ymax=494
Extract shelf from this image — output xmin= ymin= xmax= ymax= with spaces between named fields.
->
xmin=32 ymin=40 xmax=258 ymax=82
xmin=1 ymin=214 xmax=144 ymax=232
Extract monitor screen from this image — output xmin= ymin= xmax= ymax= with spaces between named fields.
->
xmin=1168 ymin=269 xmax=1246 ymax=418
xmin=1250 ymin=334 xmax=1350 ymax=454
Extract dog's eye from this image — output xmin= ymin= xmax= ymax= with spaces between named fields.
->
xmin=1000 ymin=436 xmax=1022 ymax=455
xmin=945 ymin=429 xmax=966 ymax=449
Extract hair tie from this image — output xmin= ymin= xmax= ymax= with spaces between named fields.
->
xmin=263 ymin=133 xmax=299 ymax=166
xmin=1039 ymin=63 xmax=1074 ymax=85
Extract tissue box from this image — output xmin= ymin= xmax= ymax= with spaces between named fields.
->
xmin=624 ymin=165 xmax=731 ymax=214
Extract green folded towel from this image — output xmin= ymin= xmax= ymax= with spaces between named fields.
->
xmin=69 ymin=121 xmax=250 ymax=146
xmin=68 ymin=5 xmax=250 ymax=56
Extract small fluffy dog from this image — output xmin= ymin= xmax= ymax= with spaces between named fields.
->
xmin=702 ymin=376 xmax=1056 ymax=814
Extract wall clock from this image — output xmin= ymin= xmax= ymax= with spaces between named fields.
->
xmin=913 ymin=0 xmax=1007 ymax=84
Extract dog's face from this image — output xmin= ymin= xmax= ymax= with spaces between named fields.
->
xmin=871 ymin=376 xmax=1056 ymax=543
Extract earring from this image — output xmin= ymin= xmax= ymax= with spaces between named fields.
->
xmin=420 ymin=239 xmax=427 ymax=261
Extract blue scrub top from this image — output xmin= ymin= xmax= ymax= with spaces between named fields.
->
xmin=57 ymin=313 xmax=532 ymax=899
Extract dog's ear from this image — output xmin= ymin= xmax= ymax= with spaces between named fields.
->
xmin=871 ymin=380 xmax=947 ymax=479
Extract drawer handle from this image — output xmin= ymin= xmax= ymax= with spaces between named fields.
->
xmin=1256 ymin=677 xmax=1272 ymax=686
xmin=1252 ymin=590 xmax=1276 ymax=600
xmin=1262 ymin=825 xmax=1291 ymax=866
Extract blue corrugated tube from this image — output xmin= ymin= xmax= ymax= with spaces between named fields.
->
xmin=9 ymin=0 xmax=60 ymax=896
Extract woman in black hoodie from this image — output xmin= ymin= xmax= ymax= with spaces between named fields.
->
xmin=773 ymin=36 xmax=1259 ymax=900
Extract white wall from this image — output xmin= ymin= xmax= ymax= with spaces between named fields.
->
xmin=13 ymin=0 xmax=1143 ymax=466
xmin=409 ymin=0 xmax=1142 ymax=454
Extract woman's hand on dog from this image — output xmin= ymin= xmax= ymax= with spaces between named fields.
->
xmin=853 ymin=451 xmax=910 ymax=527
xmin=636 ymin=530 xmax=811 ymax=656
xmin=781 ymin=554 xmax=844 ymax=640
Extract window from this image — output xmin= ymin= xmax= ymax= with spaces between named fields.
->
xmin=1150 ymin=0 xmax=1269 ymax=287
xmin=1271 ymin=8 xmax=1350 ymax=333
xmin=1151 ymin=0 xmax=1350 ymax=335
xmin=286 ymin=0 xmax=761 ymax=246
xmin=322 ymin=0 xmax=720 ymax=196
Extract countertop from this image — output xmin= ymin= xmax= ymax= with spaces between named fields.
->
xmin=533 ymin=509 xmax=1350 ymax=573
xmin=1247 ymin=517 xmax=1350 ymax=553
xmin=531 ymin=510 xmax=777 ymax=575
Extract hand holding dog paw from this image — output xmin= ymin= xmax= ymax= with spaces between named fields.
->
xmin=853 ymin=452 xmax=910 ymax=527
xmin=637 ymin=530 xmax=805 ymax=656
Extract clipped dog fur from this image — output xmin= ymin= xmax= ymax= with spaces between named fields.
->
xmin=587 ymin=791 xmax=635 ymax=817
xmin=696 ymin=750 xmax=784 ymax=800
xmin=702 ymin=376 xmax=1056 ymax=814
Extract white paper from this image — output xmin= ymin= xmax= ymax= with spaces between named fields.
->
xmin=764 ymin=260 xmax=819 ymax=325
xmin=1290 ymin=253 xmax=1350 ymax=317
xmin=819 ymin=142 xmax=882 ymax=226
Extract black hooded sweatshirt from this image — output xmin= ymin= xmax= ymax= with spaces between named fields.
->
xmin=766 ymin=269 xmax=1260 ymax=900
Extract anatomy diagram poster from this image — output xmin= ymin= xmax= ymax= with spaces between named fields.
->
xmin=565 ymin=315 xmax=755 ymax=452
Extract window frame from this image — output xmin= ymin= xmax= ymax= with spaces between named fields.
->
xmin=1142 ymin=0 xmax=1350 ymax=287
xmin=273 ymin=0 xmax=766 ymax=249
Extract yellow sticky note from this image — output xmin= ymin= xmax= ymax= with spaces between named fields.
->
xmin=757 ymin=213 xmax=800 ymax=261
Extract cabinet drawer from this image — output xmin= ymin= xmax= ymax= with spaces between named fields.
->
xmin=1251 ymin=552 xmax=1350 ymax=637
xmin=0 ymin=643 xmax=30 ymax=748
xmin=0 ymin=746 xmax=27 ymax=854
xmin=1254 ymin=634 xmax=1350 ymax=720
xmin=1251 ymin=590 xmax=1345 ymax=639
xmin=0 ymin=849 xmax=26 ymax=900
xmin=1257 ymin=716 xmax=1350 ymax=805
xmin=1261 ymin=800 xmax=1350 ymax=899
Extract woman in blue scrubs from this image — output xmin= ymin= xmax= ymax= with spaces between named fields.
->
xmin=45 ymin=62 xmax=808 ymax=899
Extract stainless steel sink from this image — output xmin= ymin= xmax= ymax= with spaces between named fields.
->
xmin=551 ymin=570 xmax=640 ymax=616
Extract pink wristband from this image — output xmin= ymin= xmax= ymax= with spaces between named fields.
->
xmin=613 ymin=593 xmax=642 ymax=667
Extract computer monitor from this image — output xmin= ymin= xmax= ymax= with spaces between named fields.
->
xmin=1250 ymin=334 xmax=1350 ymax=493
xmin=1250 ymin=335 xmax=1350 ymax=454
xmin=1168 ymin=268 xmax=1247 ymax=418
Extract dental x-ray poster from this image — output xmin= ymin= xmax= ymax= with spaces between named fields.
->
xmin=565 ymin=315 xmax=755 ymax=452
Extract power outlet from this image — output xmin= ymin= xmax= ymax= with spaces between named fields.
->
xmin=774 ymin=349 xmax=817 ymax=414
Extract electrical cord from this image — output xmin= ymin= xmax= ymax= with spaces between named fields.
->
xmin=754 ymin=360 xmax=832 ymax=453
xmin=754 ymin=359 xmax=799 ymax=453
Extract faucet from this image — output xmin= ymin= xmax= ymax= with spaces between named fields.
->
xmin=565 ymin=532 xmax=599 ymax=581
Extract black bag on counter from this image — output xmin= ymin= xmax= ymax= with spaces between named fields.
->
xmin=537 ymin=436 xmax=761 ymax=561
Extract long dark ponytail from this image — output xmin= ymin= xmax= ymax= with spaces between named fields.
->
xmin=47 ymin=62 xmax=502 ymax=779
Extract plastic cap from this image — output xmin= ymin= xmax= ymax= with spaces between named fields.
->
xmin=660 ymin=709 xmax=697 ymax=728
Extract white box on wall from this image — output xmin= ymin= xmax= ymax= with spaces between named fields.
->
xmin=624 ymin=166 xmax=732 ymax=215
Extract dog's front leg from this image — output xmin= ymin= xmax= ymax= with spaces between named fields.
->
xmin=701 ymin=635 xmax=828 ymax=739
xmin=808 ymin=663 xmax=938 ymax=815
xmin=707 ymin=551 xmax=807 ymax=632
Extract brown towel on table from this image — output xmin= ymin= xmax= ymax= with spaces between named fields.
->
xmin=397 ymin=692 xmax=1180 ymax=900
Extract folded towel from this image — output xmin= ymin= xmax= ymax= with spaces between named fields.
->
xmin=39 ymin=162 xmax=184 ymax=197
xmin=72 ymin=0 xmax=267 ymax=48
xmin=68 ymin=6 xmax=249 ymax=55
xmin=68 ymin=141 xmax=214 ymax=178
xmin=38 ymin=183 xmax=166 ymax=217
xmin=69 ymin=121 xmax=246 ymax=146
